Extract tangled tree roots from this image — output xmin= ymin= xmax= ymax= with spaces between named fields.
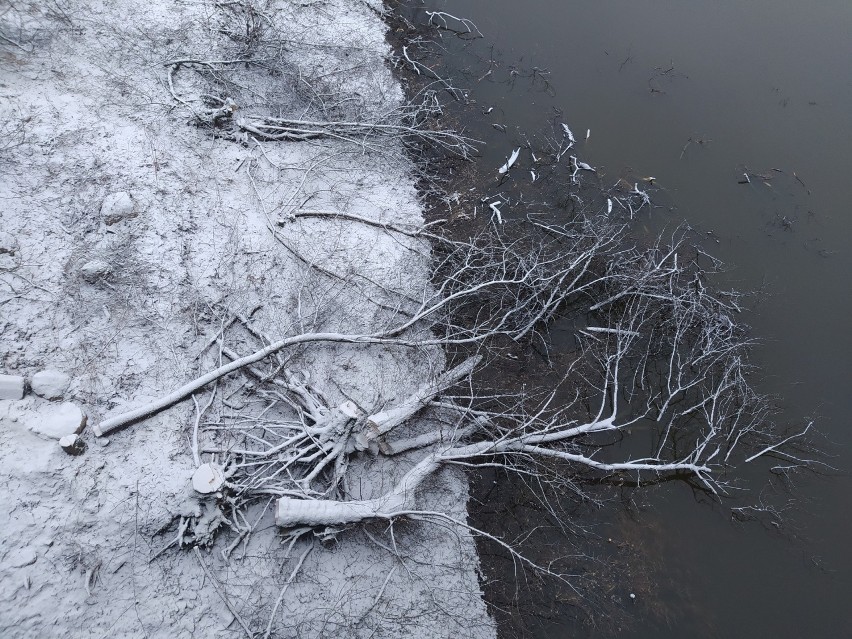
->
xmin=99 ymin=211 xmax=805 ymax=565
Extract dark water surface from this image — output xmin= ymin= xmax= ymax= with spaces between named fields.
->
xmin=400 ymin=1 xmax=852 ymax=636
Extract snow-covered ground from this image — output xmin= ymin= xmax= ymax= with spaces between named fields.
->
xmin=0 ymin=1 xmax=494 ymax=636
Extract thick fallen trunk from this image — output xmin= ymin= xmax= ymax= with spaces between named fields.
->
xmin=275 ymin=425 xmax=713 ymax=528
xmin=276 ymin=453 xmax=441 ymax=527
xmin=363 ymin=355 xmax=481 ymax=445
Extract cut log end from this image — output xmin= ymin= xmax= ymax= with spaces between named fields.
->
xmin=276 ymin=494 xmax=406 ymax=528
xmin=192 ymin=463 xmax=225 ymax=494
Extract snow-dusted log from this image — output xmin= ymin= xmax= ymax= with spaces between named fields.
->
xmin=276 ymin=493 xmax=406 ymax=528
xmin=381 ymin=423 xmax=477 ymax=456
xmin=276 ymin=452 xmax=441 ymax=526
xmin=97 ymin=193 xmax=801 ymax=558
xmin=364 ymin=355 xmax=481 ymax=444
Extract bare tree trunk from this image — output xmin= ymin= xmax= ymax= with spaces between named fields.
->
xmin=363 ymin=355 xmax=481 ymax=444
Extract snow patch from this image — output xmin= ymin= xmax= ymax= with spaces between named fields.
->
xmin=30 ymin=370 xmax=70 ymax=400
xmin=0 ymin=375 xmax=25 ymax=400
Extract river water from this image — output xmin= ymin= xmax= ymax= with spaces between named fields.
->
xmin=395 ymin=1 xmax=852 ymax=636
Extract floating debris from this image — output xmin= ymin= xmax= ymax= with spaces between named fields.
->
xmin=561 ymin=123 xmax=576 ymax=146
xmin=498 ymin=148 xmax=520 ymax=174
xmin=489 ymin=200 xmax=503 ymax=225
xmin=569 ymin=155 xmax=596 ymax=183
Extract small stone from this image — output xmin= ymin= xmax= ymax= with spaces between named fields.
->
xmin=94 ymin=437 xmax=110 ymax=447
xmin=0 ymin=374 xmax=26 ymax=400
xmin=45 ymin=155 xmax=65 ymax=175
xmin=0 ymin=231 xmax=17 ymax=255
xmin=9 ymin=547 xmax=37 ymax=568
xmin=100 ymin=191 xmax=136 ymax=225
xmin=28 ymin=402 xmax=87 ymax=440
xmin=0 ymin=231 xmax=19 ymax=269
xmin=31 ymin=369 xmax=71 ymax=400
xmin=80 ymin=260 xmax=112 ymax=283
xmin=59 ymin=434 xmax=86 ymax=456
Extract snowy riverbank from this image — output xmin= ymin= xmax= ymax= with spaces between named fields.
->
xmin=0 ymin=1 xmax=494 ymax=636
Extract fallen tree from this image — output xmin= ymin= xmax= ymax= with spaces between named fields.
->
xmin=98 ymin=0 xmax=809 ymax=594
xmin=100 ymin=211 xmax=794 ymax=555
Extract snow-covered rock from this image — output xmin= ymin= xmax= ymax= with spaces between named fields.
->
xmin=28 ymin=402 xmax=87 ymax=440
xmin=0 ymin=374 xmax=25 ymax=400
xmin=0 ymin=231 xmax=18 ymax=269
xmin=31 ymin=370 xmax=71 ymax=400
xmin=80 ymin=259 xmax=112 ymax=283
xmin=59 ymin=434 xmax=86 ymax=455
xmin=0 ymin=231 xmax=17 ymax=254
xmin=8 ymin=547 xmax=38 ymax=568
xmin=100 ymin=191 xmax=136 ymax=225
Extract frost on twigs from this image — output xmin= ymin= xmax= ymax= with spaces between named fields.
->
xmin=162 ymin=6 xmax=478 ymax=159
xmin=99 ymin=207 xmax=811 ymax=567
xmin=425 ymin=11 xmax=483 ymax=38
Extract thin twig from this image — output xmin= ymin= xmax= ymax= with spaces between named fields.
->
xmin=193 ymin=547 xmax=255 ymax=638
xmin=263 ymin=542 xmax=314 ymax=638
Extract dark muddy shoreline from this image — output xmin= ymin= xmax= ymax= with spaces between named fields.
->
xmin=383 ymin=2 xmax=852 ymax=638
xmin=380 ymin=4 xmax=699 ymax=636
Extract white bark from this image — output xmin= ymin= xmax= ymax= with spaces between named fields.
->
xmin=381 ymin=424 xmax=476 ymax=456
xmin=94 ymin=332 xmax=403 ymax=436
xmin=365 ymin=355 xmax=481 ymax=442
xmin=276 ymin=453 xmax=440 ymax=527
